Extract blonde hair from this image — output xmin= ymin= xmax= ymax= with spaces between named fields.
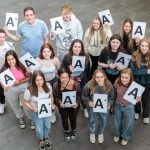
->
xmin=61 ymin=5 xmax=72 ymax=13
xmin=87 ymin=16 xmax=107 ymax=45
xmin=132 ymin=38 xmax=150 ymax=69
xmin=88 ymin=68 xmax=110 ymax=94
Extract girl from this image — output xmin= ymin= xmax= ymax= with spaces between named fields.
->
xmin=1 ymin=50 xmax=29 ymax=128
xmin=98 ymin=34 xmax=127 ymax=84
xmin=23 ymin=70 xmax=55 ymax=150
xmin=113 ymin=68 xmax=140 ymax=145
xmin=36 ymin=43 xmax=61 ymax=123
xmin=130 ymin=38 xmax=150 ymax=123
xmin=84 ymin=16 xmax=112 ymax=77
xmin=62 ymin=39 xmax=91 ymax=118
xmin=53 ymin=67 xmax=81 ymax=141
xmin=120 ymin=18 xmax=140 ymax=54
xmin=82 ymin=68 xmax=114 ymax=144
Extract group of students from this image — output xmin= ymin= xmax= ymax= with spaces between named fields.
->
xmin=0 ymin=4 xmax=150 ymax=150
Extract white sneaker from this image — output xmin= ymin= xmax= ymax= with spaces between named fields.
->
xmin=143 ymin=117 xmax=150 ymax=124
xmin=135 ymin=113 xmax=139 ymax=120
xmin=90 ymin=133 xmax=95 ymax=143
xmin=98 ymin=134 xmax=104 ymax=144
xmin=0 ymin=103 xmax=6 ymax=114
xmin=113 ymin=136 xmax=119 ymax=142
xmin=51 ymin=112 xmax=56 ymax=123
xmin=84 ymin=109 xmax=89 ymax=118
xmin=121 ymin=140 xmax=128 ymax=146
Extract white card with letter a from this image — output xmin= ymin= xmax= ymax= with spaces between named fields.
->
xmin=93 ymin=94 xmax=108 ymax=113
xmin=5 ymin=13 xmax=18 ymax=30
xmin=38 ymin=98 xmax=52 ymax=118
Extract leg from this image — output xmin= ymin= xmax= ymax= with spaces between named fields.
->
xmin=122 ymin=104 xmax=135 ymax=141
xmin=114 ymin=103 xmax=123 ymax=138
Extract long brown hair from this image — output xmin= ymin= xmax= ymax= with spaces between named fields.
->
xmin=28 ymin=70 xmax=50 ymax=97
xmin=132 ymin=38 xmax=150 ymax=69
xmin=120 ymin=18 xmax=134 ymax=52
xmin=87 ymin=16 xmax=107 ymax=45
xmin=115 ymin=68 xmax=133 ymax=87
xmin=1 ymin=50 xmax=26 ymax=74
xmin=66 ymin=39 xmax=89 ymax=67
xmin=88 ymin=68 xmax=111 ymax=94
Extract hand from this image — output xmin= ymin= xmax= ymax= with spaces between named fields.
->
xmin=31 ymin=107 xmax=38 ymax=112
xmin=69 ymin=65 xmax=74 ymax=72
xmin=60 ymin=102 xmax=64 ymax=108
xmin=103 ymin=24 xmax=110 ymax=31
xmin=135 ymin=36 xmax=140 ymax=46
xmin=117 ymin=65 xmax=126 ymax=71
xmin=50 ymin=32 xmax=56 ymax=39
xmin=4 ymin=86 xmax=10 ymax=91
xmin=147 ymin=69 xmax=150 ymax=74
xmin=136 ymin=96 xmax=141 ymax=103
xmin=73 ymin=103 xmax=78 ymax=109
xmin=108 ymin=63 xmax=117 ymax=69
xmin=51 ymin=104 xmax=55 ymax=110
xmin=13 ymin=80 xmax=20 ymax=86
xmin=3 ymin=26 xmax=9 ymax=33
xmin=88 ymin=101 xmax=94 ymax=107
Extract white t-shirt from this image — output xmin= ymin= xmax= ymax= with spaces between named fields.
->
xmin=24 ymin=84 xmax=52 ymax=107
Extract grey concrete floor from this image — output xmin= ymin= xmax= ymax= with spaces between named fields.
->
xmin=0 ymin=0 xmax=150 ymax=150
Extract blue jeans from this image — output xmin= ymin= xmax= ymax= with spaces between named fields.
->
xmin=30 ymin=112 xmax=51 ymax=140
xmin=88 ymin=107 xmax=108 ymax=134
xmin=114 ymin=103 xmax=135 ymax=141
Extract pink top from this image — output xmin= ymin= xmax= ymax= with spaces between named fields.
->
xmin=10 ymin=67 xmax=25 ymax=80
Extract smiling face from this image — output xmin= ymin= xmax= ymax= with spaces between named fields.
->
xmin=121 ymin=73 xmax=130 ymax=86
xmin=42 ymin=48 xmax=52 ymax=59
xmin=140 ymin=41 xmax=149 ymax=55
xmin=110 ymin=39 xmax=121 ymax=51
xmin=61 ymin=10 xmax=71 ymax=22
xmin=92 ymin=19 xmax=100 ymax=30
xmin=35 ymin=75 xmax=44 ymax=88
xmin=7 ymin=55 xmax=16 ymax=67
xmin=95 ymin=72 xmax=105 ymax=86
xmin=123 ymin=22 xmax=132 ymax=34
xmin=59 ymin=72 xmax=70 ymax=86
xmin=24 ymin=10 xmax=36 ymax=25
xmin=72 ymin=42 xmax=82 ymax=55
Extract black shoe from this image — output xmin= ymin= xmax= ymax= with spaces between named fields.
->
xmin=39 ymin=140 xmax=45 ymax=150
xmin=64 ymin=131 xmax=71 ymax=142
xmin=18 ymin=118 xmax=25 ymax=129
xmin=44 ymin=138 xmax=52 ymax=149
xmin=70 ymin=130 xmax=77 ymax=140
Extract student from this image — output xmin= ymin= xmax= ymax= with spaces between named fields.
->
xmin=1 ymin=50 xmax=29 ymax=128
xmin=23 ymin=70 xmax=55 ymax=150
xmin=84 ymin=16 xmax=112 ymax=77
xmin=61 ymin=39 xmax=91 ymax=118
xmin=53 ymin=67 xmax=81 ymax=141
xmin=50 ymin=5 xmax=83 ymax=62
xmin=36 ymin=43 xmax=61 ymax=123
xmin=98 ymin=34 xmax=127 ymax=84
xmin=120 ymin=18 xmax=140 ymax=54
xmin=82 ymin=68 xmax=114 ymax=144
xmin=0 ymin=29 xmax=15 ymax=114
xmin=113 ymin=68 xmax=141 ymax=145
xmin=130 ymin=38 xmax=150 ymax=124
xmin=4 ymin=7 xmax=49 ymax=58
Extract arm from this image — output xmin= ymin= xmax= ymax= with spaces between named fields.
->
xmin=76 ymin=19 xmax=83 ymax=40
xmin=4 ymin=26 xmax=21 ymax=41
xmin=83 ymin=29 xmax=90 ymax=53
xmin=43 ymin=35 xmax=49 ymax=43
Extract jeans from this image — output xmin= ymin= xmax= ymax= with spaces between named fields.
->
xmin=30 ymin=111 xmax=51 ymax=140
xmin=114 ymin=103 xmax=135 ymax=141
xmin=88 ymin=107 xmax=108 ymax=134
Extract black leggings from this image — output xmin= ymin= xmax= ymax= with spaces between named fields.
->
xmin=59 ymin=107 xmax=79 ymax=131
xmin=0 ymin=85 xmax=5 ymax=104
